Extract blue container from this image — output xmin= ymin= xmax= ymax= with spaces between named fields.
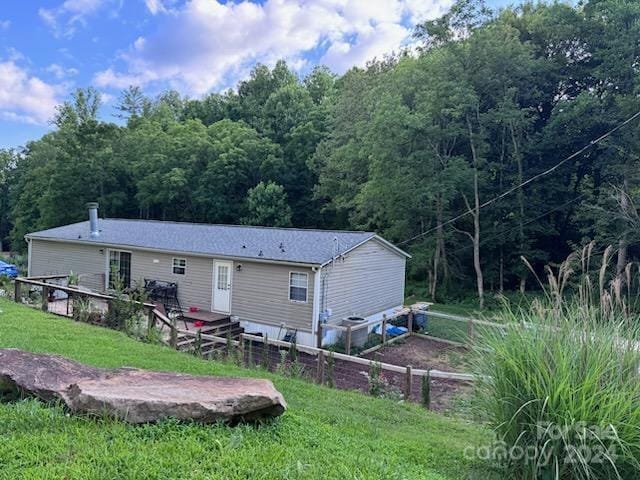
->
xmin=413 ymin=312 xmax=427 ymax=330
xmin=0 ymin=260 xmax=18 ymax=278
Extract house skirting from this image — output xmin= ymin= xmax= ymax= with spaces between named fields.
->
xmin=236 ymin=318 xmax=316 ymax=347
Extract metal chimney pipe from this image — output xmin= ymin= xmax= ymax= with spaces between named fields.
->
xmin=86 ymin=202 xmax=99 ymax=238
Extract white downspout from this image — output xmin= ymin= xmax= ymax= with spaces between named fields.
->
xmin=26 ymin=238 xmax=32 ymax=277
xmin=312 ymin=266 xmax=321 ymax=338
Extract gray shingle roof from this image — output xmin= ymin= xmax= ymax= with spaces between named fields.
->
xmin=26 ymin=219 xmax=385 ymax=265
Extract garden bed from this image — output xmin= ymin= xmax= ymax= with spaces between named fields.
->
xmin=236 ymin=337 xmax=472 ymax=412
xmin=362 ymin=335 xmax=469 ymax=372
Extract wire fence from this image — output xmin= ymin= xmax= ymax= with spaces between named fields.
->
xmin=421 ymin=310 xmax=509 ymax=346
xmin=175 ymin=329 xmax=475 ymax=410
xmin=318 ymin=308 xmax=415 ymax=356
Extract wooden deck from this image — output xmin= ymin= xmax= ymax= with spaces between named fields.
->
xmin=181 ymin=310 xmax=230 ymax=323
xmin=45 ymin=294 xmax=238 ymax=339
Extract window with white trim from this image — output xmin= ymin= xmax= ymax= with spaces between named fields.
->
xmin=172 ymin=258 xmax=187 ymax=275
xmin=109 ymin=250 xmax=131 ymax=288
xmin=289 ymin=272 xmax=308 ymax=302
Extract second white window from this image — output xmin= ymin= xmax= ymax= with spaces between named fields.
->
xmin=289 ymin=272 xmax=308 ymax=302
xmin=172 ymin=258 xmax=187 ymax=275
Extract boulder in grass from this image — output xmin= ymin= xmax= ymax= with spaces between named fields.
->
xmin=67 ymin=369 xmax=286 ymax=424
xmin=0 ymin=349 xmax=106 ymax=402
xmin=0 ymin=349 xmax=286 ymax=423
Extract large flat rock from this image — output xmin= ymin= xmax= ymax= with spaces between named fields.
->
xmin=0 ymin=349 xmax=286 ymax=424
xmin=0 ymin=349 xmax=107 ymax=402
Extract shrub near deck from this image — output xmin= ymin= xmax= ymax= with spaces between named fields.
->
xmin=0 ymin=298 xmax=494 ymax=480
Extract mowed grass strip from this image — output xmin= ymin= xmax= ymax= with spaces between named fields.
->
xmin=0 ymin=298 xmax=493 ymax=480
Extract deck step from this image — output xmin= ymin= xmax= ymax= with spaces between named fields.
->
xmin=174 ymin=322 xmax=245 ymax=354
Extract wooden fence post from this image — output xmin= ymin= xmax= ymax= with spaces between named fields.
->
xmin=407 ymin=311 xmax=414 ymax=333
xmin=381 ymin=315 xmax=387 ymax=345
xmin=147 ymin=308 xmax=154 ymax=335
xmin=13 ymin=280 xmax=21 ymax=303
xmin=404 ymin=365 xmax=413 ymax=401
xmin=316 ymin=350 xmax=325 ymax=385
xmin=41 ymin=285 xmax=49 ymax=312
xmin=169 ymin=316 xmax=178 ymax=349
xmin=467 ymin=319 xmax=475 ymax=343
xmin=238 ymin=333 xmax=245 ymax=366
xmin=421 ymin=371 xmax=431 ymax=409
xmin=345 ymin=326 xmax=352 ymax=356
xmin=261 ymin=334 xmax=269 ymax=370
xmin=316 ymin=323 xmax=323 ymax=348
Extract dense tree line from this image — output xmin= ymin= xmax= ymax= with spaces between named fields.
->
xmin=1 ymin=0 xmax=639 ymax=306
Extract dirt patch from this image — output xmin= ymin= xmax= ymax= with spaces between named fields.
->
xmin=362 ymin=335 xmax=469 ymax=372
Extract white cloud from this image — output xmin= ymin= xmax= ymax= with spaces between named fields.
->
xmin=145 ymin=0 xmax=178 ymax=15
xmin=0 ymin=20 xmax=10 ymax=30
xmin=320 ymin=22 xmax=409 ymax=72
xmin=0 ymin=60 xmax=64 ymax=125
xmin=95 ymin=0 xmax=453 ymax=95
xmin=45 ymin=64 xmax=80 ymax=80
xmin=39 ymin=0 xmax=111 ymax=38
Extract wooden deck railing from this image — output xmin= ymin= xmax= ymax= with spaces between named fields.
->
xmin=13 ymin=275 xmax=159 ymax=322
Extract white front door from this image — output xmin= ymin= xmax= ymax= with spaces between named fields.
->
xmin=212 ymin=260 xmax=232 ymax=313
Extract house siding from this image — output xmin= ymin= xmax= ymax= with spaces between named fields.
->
xmin=128 ymin=250 xmax=213 ymax=311
xmin=29 ymin=239 xmax=106 ymax=291
xmin=28 ymin=238 xmax=315 ymax=332
xmin=232 ymin=262 xmax=314 ymax=332
xmin=322 ymin=239 xmax=406 ymax=323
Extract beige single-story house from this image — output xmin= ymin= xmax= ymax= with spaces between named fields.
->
xmin=25 ymin=204 xmax=409 ymax=347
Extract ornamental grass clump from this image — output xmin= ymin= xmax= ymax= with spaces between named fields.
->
xmin=474 ymin=245 xmax=640 ymax=479
xmin=475 ymin=313 xmax=640 ymax=479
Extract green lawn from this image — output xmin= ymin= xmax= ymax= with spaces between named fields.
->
xmin=0 ymin=298 xmax=495 ymax=480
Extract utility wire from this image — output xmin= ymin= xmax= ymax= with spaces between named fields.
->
xmin=446 ymin=192 xmax=588 ymax=257
xmin=397 ymin=109 xmax=640 ymax=247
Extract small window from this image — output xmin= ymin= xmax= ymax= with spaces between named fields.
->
xmin=289 ymin=272 xmax=308 ymax=302
xmin=172 ymin=258 xmax=186 ymax=275
xmin=216 ymin=264 xmax=229 ymax=290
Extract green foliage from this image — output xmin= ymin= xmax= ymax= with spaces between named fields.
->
xmin=368 ymin=362 xmax=383 ymax=396
xmin=103 ymin=276 xmax=148 ymax=335
xmin=71 ymin=297 xmax=92 ymax=324
xmin=474 ymin=309 xmax=640 ymax=479
xmin=473 ymin=244 xmax=640 ymax=478
xmin=67 ymin=271 xmax=79 ymax=287
xmin=243 ymin=181 xmax=292 ymax=227
xmin=367 ymin=361 xmax=403 ymax=401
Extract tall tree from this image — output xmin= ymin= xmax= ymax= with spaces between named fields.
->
xmin=243 ymin=181 xmax=292 ymax=227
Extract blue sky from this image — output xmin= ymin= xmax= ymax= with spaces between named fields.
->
xmin=0 ymin=0 xmax=515 ymax=149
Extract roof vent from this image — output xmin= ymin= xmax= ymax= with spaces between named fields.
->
xmin=258 ymin=250 xmax=264 ymax=257
xmin=86 ymin=202 xmax=99 ymax=239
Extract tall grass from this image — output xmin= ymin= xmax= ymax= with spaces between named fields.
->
xmin=474 ymin=244 xmax=640 ymax=479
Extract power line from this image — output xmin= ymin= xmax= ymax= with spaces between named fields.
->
xmin=446 ymin=192 xmax=588 ymax=257
xmin=398 ymin=109 xmax=640 ymax=247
